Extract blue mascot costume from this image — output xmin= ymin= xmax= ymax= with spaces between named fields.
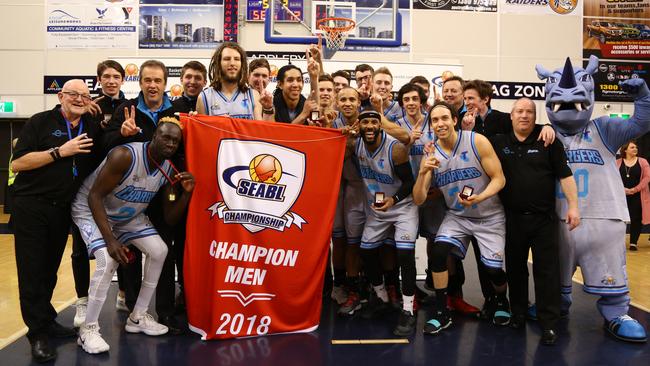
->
xmin=534 ymin=55 xmax=649 ymax=343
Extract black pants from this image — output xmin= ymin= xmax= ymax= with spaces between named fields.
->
xmin=627 ymin=193 xmax=642 ymax=245
xmin=70 ymin=223 xmax=89 ymax=298
xmin=13 ymin=196 xmax=71 ymax=339
xmin=505 ymin=211 xmax=560 ymax=331
xmin=452 ymin=237 xmax=494 ymax=299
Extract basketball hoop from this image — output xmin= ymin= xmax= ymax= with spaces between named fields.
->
xmin=317 ymin=17 xmax=356 ymax=50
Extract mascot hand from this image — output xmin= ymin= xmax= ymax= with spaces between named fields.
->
xmin=619 ymin=79 xmax=650 ymax=99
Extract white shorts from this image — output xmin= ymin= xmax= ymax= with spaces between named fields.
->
xmin=344 ymin=181 xmax=366 ymax=244
xmin=360 ymin=200 xmax=418 ymax=250
xmin=435 ymin=213 xmax=505 ymax=269
xmin=558 ymin=218 xmax=628 ymax=296
xmin=72 ymin=210 xmax=158 ymax=258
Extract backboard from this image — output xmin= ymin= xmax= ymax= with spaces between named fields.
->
xmin=264 ymin=0 xmax=402 ymax=48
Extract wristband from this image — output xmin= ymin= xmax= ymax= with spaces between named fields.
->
xmin=48 ymin=148 xmax=57 ymax=161
xmin=53 ymin=146 xmax=61 ymax=160
xmin=392 ymin=194 xmax=400 ymax=204
xmin=262 ymin=108 xmax=275 ymax=115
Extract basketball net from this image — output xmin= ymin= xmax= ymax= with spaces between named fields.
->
xmin=317 ymin=17 xmax=356 ymax=51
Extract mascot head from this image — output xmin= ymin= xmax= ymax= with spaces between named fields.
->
xmin=536 ymin=55 xmax=599 ymax=134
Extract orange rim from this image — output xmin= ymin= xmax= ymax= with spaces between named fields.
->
xmin=316 ymin=17 xmax=356 ymax=33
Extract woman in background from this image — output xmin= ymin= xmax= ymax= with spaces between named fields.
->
xmin=617 ymin=140 xmax=650 ymax=251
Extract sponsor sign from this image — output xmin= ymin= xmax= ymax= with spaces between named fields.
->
xmin=46 ymin=1 xmax=138 ymax=49
xmin=584 ymin=0 xmax=650 ymax=19
xmin=499 ymin=0 xmax=581 ymax=15
xmin=44 ymin=75 xmax=99 ymax=94
xmin=139 ymin=5 xmax=223 ymax=49
xmin=587 ymin=59 xmax=650 ymax=102
xmin=413 ymin=0 xmax=497 ymax=12
xmin=583 ymin=17 xmax=650 ymax=60
xmin=489 ymin=81 xmax=546 ymax=100
xmin=183 ymin=115 xmax=346 ymax=339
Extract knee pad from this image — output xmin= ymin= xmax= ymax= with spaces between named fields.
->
xmin=429 ymin=242 xmax=451 ymax=273
xmin=485 ymin=267 xmax=507 ymax=287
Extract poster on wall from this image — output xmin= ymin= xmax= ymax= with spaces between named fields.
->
xmin=46 ymin=0 xmax=138 ymax=49
xmin=583 ymin=18 xmax=650 ymax=60
xmin=139 ymin=1 xmax=222 ymax=3
xmin=139 ymin=5 xmax=223 ymax=48
xmin=413 ymin=0 xmax=497 ymax=12
xmin=247 ymin=0 xmax=304 ymax=22
xmin=584 ymin=0 xmax=650 ymax=19
xmin=587 ymin=59 xmax=650 ymax=102
xmin=498 ymin=0 xmax=580 ymax=15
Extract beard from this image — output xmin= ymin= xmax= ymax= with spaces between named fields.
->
xmin=361 ymin=127 xmax=380 ymax=144
xmin=222 ymin=71 xmax=240 ymax=83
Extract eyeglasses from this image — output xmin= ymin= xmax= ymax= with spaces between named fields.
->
xmin=61 ymin=91 xmax=92 ymax=102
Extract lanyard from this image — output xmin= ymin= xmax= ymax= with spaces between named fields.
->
xmin=147 ymin=146 xmax=180 ymax=186
xmin=61 ymin=111 xmax=84 ymax=177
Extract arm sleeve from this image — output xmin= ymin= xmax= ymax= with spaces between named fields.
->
xmin=393 ymin=161 xmax=415 ymax=203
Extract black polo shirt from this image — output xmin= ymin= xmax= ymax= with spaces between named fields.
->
xmin=172 ymin=94 xmax=198 ymax=114
xmin=12 ymin=105 xmax=104 ymax=203
xmin=94 ymin=90 xmax=127 ymax=125
xmin=459 ymin=108 xmax=512 ymax=138
xmin=491 ymin=125 xmax=572 ymax=214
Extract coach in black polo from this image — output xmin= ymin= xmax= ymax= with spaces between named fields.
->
xmin=491 ymin=98 xmax=580 ymax=346
xmin=11 ymin=79 xmax=103 ymax=363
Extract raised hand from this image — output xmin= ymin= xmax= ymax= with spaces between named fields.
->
xmin=59 ymin=133 xmax=93 ymax=157
xmin=87 ymin=95 xmax=104 ymax=116
xmin=120 ymin=105 xmax=140 ymax=137
xmin=619 ymin=78 xmax=649 ymax=99
xmin=418 ymin=153 xmax=439 ymax=174
xmin=370 ymin=93 xmax=383 ymax=113
xmin=461 ymin=111 xmax=476 ymax=130
xmin=260 ymin=88 xmax=273 ymax=109
xmin=175 ymin=172 xmax=195 ymax=193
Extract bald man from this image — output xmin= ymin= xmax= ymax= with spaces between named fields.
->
xmin=490 ymin=98 xmax=579 ymax=345
xmin=11 ymin=79 xmax=103 ymax=362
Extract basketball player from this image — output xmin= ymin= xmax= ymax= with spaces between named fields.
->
xmin=347 ymin=109 xmax=419 ymax=336
xmin=332 ymin=70 xmax=351 ymax=94
xmin=73 ymin=119 xmax=194 ymax=354
xmin=370 ymin=67 xmax=402 ymax=122
xmin=317 ymin=74 xmax=338 ymax=127
xmin=197 ymin=42 xmax=274 ymax=120
xmin=413 ymin=101 xmax=510 ymax=335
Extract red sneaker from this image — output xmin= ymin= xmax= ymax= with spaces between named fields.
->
xmin=448 ymin=295 xmax=480 ymax=316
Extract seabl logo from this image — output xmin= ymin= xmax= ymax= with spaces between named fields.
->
xmin=208 ymin=140 xmax=307 ymax=233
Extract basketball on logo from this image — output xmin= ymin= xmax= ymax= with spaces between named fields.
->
xmin=548 ymin=0 xmax=577 ymax=15
xmin=170 ymin=84 xmax=183 ymax=97
xmin=441 ymin=70 xmax=454 ymax=81
xmin=249 ymin=154 xmax=283 ymax=183
xmin=125 ymin=63 xmax=138 ymax=76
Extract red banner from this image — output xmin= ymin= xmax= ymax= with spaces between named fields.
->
xmin=181 ymin=115 xmax=346 ymax=340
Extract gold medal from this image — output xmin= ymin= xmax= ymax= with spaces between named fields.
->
xmin=169 ymin=193 xmax=176 ymax=201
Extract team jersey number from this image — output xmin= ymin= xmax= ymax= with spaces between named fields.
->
xmin=557 ymin=169 xmax=589 ymax=199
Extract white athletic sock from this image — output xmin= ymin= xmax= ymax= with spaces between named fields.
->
xmin=403 ymin=295 xmax=415 ymax=315
xmin=374 ymin=283 xmax=389 ymax=303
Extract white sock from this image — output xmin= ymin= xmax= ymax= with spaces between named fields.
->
xmin=403 ymin=295 xmax=414 ymax=315
xmin=374 ymin=284 xmax=389 ymax=303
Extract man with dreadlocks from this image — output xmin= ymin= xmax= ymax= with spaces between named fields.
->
xmin=197 ymin=42 xmax=274 ymax=121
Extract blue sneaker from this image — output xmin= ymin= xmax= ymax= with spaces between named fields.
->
xmin=605 ymin=315 xmax=647 ymax=343
xmin=423 ymin=311 xmax=452 ymax=335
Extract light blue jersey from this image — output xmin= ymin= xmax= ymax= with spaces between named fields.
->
xmin=556 ymin=120 xmax=629 ymax=221
xmin=395 ymin=112 xmax=434 ymax=177
xmin=200 ymin=87 xmax=255 ymax=119
xmin=433 ymin=131 xmax=504 ymax=219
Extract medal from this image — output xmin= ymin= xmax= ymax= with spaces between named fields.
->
xmin=169 ymin=192 xmax=176 ymax=201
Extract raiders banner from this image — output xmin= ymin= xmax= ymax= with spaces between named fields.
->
xmin=182 ymin=114 xmax=346 ymax=340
